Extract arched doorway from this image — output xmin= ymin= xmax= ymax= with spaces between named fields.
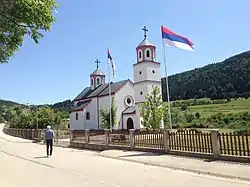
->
xmin=127 ymin=117 xmax=134 ymax=130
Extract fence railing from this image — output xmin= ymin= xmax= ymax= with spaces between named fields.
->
xmin=3 ymin=128 xmax=42 ymax=141
xmin=109 ymin=130 xmax=130 ymax=146
xmin=3 ymin=127 xmax=250 ymax=162
xmin=134 ymin=130 xmax=164 ymax=149
xmin=219 ymin=131 xmax=250 ymax=157
xmin=169 ymin=131 xmax=212 ymax=154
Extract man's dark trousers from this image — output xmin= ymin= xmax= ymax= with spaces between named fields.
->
xmin=46 ymin=139 xmax=53 ymax=156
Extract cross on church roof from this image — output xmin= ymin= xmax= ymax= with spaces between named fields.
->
xmin=142 ymin=26 xmax=148 ymax=39
xmin=95 ymin=59 xmax=100 ymax=68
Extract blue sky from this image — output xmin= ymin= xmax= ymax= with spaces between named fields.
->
xmin=1 ymin=0 xmax=250 ymax=105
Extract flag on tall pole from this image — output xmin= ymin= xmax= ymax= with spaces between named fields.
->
xmin=107 ymin=49 xmax=116 ymax=131
xmin=108 ymin=49 xmax=116 ymax=79
xmin=161 ymin=25 xmax=194 ymax=130
xmin=161 ymin=25 xmax=194 ymax=51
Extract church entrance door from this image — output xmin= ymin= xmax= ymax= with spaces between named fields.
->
xmin=127 ymin=117 xmax=134 ymax=130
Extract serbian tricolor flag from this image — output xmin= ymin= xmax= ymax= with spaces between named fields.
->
xmin=161 ymin=25 xmax=194 ymax=51
xmin=108 ymin=49 xmax=116 ymax=78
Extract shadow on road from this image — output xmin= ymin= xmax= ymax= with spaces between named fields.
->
xmin=33 ymin=156 xmax=48 ymax=159
xmin=119 ymin=152 xmax=164 ymax=158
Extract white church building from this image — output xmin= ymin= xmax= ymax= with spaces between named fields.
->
xmin=70 ymin=27 xmax=162 ymax=130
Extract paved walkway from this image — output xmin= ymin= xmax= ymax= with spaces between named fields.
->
xmin=1 ymin=124 xmax=250 ymax=187
xmin=99 ymin=150 xmax=250 ymax=181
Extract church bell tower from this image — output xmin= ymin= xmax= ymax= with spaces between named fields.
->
xmin=90 ymin=59 xmax=105 ymax=90
xmin=133 ymin=26 xmax=162 ymax=104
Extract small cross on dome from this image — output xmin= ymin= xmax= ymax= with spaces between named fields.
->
xmin=142 ymin=26 xmax=148 ymax=39
xmin=95 ymin=59 xmax=100 ymax=68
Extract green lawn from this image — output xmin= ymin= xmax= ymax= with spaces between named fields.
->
xmin=185 ymin=98 xmax=250 ymax=117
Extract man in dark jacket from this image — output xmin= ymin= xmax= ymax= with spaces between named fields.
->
xmin=45 ymin=125 xmax=54 ymax=157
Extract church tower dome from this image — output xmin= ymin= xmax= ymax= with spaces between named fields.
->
xmin=90 ymin=59 xmax=105 ymax=89
xmin=136 ymin=26 xmax=156 ymax=63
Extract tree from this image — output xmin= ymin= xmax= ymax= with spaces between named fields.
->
xmin=180 ymin=104 xmax=188 ymax=111
xmin=163 ymin=106 xmax=185 ymax=129
xmin=140 ymin=86 xmax=163 ymax=130
xmin=195 ymin=112 xmax=201 ymax=119
xmin=100 ymin=104 xmax=117 ymax=129
xmin=0 ymin=0 xmax=58 ymax=63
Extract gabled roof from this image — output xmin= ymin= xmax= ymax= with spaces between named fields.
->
xmin=123 ymin=106 xmax=136 ymax=114
xmin=71 ymin=100 xmax=90 ymax=112
xmin=99 ymin=80 xmax=128 ymax=96
xmin=73 ymin=79 xmax=131 ymax=101
xmin=74 ymin=87 xmax=92 ymax=101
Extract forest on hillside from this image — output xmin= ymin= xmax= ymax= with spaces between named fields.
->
xmin=0 ymin=99 xmax=73 ymax=113
xmin=162 ymin=51 xmax=250 ymax=101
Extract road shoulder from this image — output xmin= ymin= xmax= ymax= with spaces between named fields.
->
xmin=99 ymin=150 xmax=250 ymax=182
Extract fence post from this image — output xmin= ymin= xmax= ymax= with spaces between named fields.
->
xmin=163 ymin=129 xmax=170 ymax=153
xmin=31 ymin=129 xmax=35 ymax=139
xmin=104 ymin=129 xmax=110 ymax=149
xmin=210 ymin=129 xmax=221 ymax=159
xmin=21 ymin=129 xmax=24 ymax=138
xmin=70 ymin=130 xmax=74 ymax=144
xmin=129 ymin=129 xmax=135 ymax=150
xmin=38 ymin=129 xmax=42 ymax=141
xmin=85 ymin=129 xmax=90 ymax=147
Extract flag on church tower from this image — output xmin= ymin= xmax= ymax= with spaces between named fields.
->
xmin=161 ymin=25 xmax=194 ymax=51
xmin=107 ymin=49 xmax=116 ymax=78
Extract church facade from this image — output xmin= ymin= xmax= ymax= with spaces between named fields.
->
xmin=70 ymin=27 xmax=162 ymax=130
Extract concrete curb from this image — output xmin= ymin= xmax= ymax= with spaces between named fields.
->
xmin=99 ymin=154 xmax=250 ymax=183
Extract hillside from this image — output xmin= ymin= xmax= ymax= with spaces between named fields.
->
xmin=162 ymin=51 xmax=250 ymax=101
xmin=0 ymin=99 xmax=73 ymax=113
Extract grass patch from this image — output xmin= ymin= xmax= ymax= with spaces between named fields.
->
xmin=185 ymin=98 xmax=250 ymax=117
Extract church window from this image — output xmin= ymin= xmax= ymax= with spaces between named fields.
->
xmin=139 ymin=71 xmax=142 ymax=75
xmin=146 ymin=50 xmax=150 ymax=57
xmin=91 ymin=78 xmax=94 ymax=85
xmin=140 ymin=91 xmax=143 ymax=95
xmin=139 ymin=51 xmax=142 ymax=58
xmin=76 ymin=113 xmax=78 ymax=120
xmin=96 ymin=78 xmax=100 ymax=85
xmin=126 ymin=98 xmax=131 ymax=104
xmin=86 ymin=112 xmax=90 ymax=120
xmin=152 ymin=70 xmax=155 ymax=74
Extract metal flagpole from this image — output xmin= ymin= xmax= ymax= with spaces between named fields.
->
xmin=108 ymin=49 xmax=112 ymax=132
xmin=162 ymin=39 xmax=172 ymax=130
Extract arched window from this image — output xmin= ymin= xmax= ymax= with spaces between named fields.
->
xmin=138 ymin=49 xmax=143 ymax=61
xmin=96 ymin=78 xmax=100 ymax=85
xmin=76 ymin=113 xmax=78 ymax=120
xmin=86 ymin=112 xmax=90 ymax=120
xmin=146 ymin=50 xmax=150 ymax=57
xmin=91 ymin=78 xmax=94 ymax=85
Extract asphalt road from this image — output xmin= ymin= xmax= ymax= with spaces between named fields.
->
xmin=0 ymin=126 xmax=250 ymax=187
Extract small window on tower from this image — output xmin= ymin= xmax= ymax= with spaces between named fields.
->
xmin=139 ymin=71 xmax=142 ymax=75
xmin=96 ymin=78 xmax=100 ymax=85
xmin=76 ymin=113 xmax=78 ymax=120
xmin=139 ymin=51 xmax=142 ymax=58
xmin=140 ymin=91 xmax=143 ymax=95
xmin=146 ymin=50 xmax=150 ymax=57
xmin=91 ymin=78 xmax=94 ymax=85
xmin=152 ymin=70 xmax=155 ymax=74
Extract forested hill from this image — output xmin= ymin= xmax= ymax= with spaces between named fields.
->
xmin=0 ymin=99 xmax=73 ymax=112
xmin=162 ymin=51 xmax=250 ymax=101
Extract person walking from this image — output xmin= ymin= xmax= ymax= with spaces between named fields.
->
xmin=44 ymin=125 xmax=54 ymax=157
